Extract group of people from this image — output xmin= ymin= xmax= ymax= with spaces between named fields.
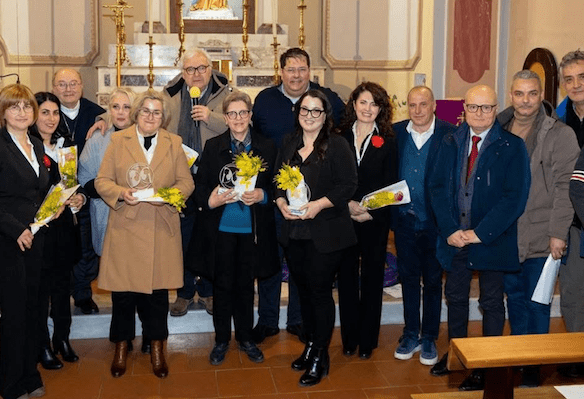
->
xmin=2 ymin=46 xmax=584 ymax=398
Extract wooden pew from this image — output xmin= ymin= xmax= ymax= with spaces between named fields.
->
xmin=443 ymin=332 xmax=584 ymax=399
xmin=411 ymin=386 xmax=565 ymax=398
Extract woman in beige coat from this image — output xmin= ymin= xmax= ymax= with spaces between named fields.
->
xmin=95 ymin=90 xmax=194 ymax=379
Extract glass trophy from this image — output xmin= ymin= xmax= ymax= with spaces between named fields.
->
xmin=126 ymin=162 xmax=154 ymax=200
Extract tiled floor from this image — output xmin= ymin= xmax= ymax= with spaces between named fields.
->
xmin=37 ymin=318 xmax=584 ymax=399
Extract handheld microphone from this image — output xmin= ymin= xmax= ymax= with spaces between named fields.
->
xmin=189 ymin=86 xmax=201 ymax=128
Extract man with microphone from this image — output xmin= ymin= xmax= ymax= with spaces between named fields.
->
xmin=164 ymin=47 xmax=232 ymax=318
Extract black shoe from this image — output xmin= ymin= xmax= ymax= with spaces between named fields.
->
xmin=127 ymin=340 xmax=134 ymax=352
xmin=141 ymin=337 xmax=152 ymax=354
xmin=252 ymin=324 xmax=279 ymax=344
xmin=520 ymin=366 xmax=540 ymax=388
xmin=209 ymin=342 xmax=229 ymax=366
xmin=75 ymin=298 xmax=99 ymax=314
xmin=39 ymin=346 xmax=63 ymax=370
xmin=299 ymin=348 xmax=329 ymax=387
xmin=558 ymin=363 xmax=584 ymax=378
xmin=359 ymin=349 xmax=372 ymax=360
xmin=53 ymin=339 xmax=79 ymax=362
xmin=238 ymin=341 xmax=264 ymax=363
xmin=459 ymin=369 xmax=485 ymax=391
xmin=342 ymin=346 xmax=356 ymax=357
xmin=430 ymin=353 xmax=450 ymax=376
xmin=292 ymin=341 xmax=315 ymax=371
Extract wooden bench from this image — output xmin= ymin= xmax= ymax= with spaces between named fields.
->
xmin=443 ymin=332 xmax=584 ymax=399
xmin=411 ymin=386 xmax=565 ymax=398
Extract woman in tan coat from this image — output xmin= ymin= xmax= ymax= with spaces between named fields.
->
xmin=95 ymin=90 xmax=194 ymax=379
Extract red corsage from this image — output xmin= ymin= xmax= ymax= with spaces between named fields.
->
xmin=42 ymin=154 xmax=51 ymax=170
xmin=371 ymin=135 xmax=384 ymax=148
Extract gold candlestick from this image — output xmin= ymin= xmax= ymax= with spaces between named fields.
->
xmin=103 ymin=0 xmax=133 ymax=87
xmin=238 ymin=0 xmax=253 ymax=66
xmin=298 ymin=0 xmax=306 ymax=49
xmin=174 ymin=0 xmax=186 ymax=66
xmin=271 ymin=37 xmax=280 ymax=85
xmin=147 ymin=36 xmax=156 ymax=88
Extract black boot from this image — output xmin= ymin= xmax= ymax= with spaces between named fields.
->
xmin=291 ymin=341 xmax=315 ymax=371
xmin=53 ymin=339 xmax=79 ymax=362
xmin=299 ymin=347 xmax=329 ymax=387
xmin=39 ymin=346 xmax=63 ymax=370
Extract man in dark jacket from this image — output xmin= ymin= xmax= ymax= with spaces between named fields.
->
xmin=498 ymin=70 xmax=578 ymax=386
xmin=428 ymin=85 xmax=531 ymax=390
xmin=52 ymin=68 xmax=105 ymax=315
xmin=250 ymin=48 xmax=345 ymax=343
xmin=393 ymin=86 xmax=455 ymax=367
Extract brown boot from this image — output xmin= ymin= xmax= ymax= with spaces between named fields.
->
xmin=151 ymin=340 xmax=168 ymax=378
xmin=110 ymin=341 xmax=128 ymax=378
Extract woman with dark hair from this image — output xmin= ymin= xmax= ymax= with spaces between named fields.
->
xmin=30 ymin=92 xmax=85 ymax=370
xmin=275 ymin=89 xmax=357 ymax=387
xmin=0 ymin=83 xmax=50 ymax=398
xmin=336 ymin=82 xmax=398 ymax=360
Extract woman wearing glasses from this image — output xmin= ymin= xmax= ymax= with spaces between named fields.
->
xmin=95 ymin=90 xmax=194 ymax=379
xmin=275 ymin=89 xmax=357 ymax=387
xmin=0 ymin=84 xmax=51 ymax=398
xmin=189 ymin=91 xmax=278 ymax=365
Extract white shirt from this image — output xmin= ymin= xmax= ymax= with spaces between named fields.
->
xmin=61 ymin=101 xmax=80 ymax=120
xmin=406 ymin=116 xmax=436 ymax=150
xmin=352 ymin=121 xmax=378 ymax=166
xmin=279 ymin=84 xmax=310 ymax=104
xmin=467 ymin=127 xmax=491 ymax=156
xmin=8 ymin=131 xmax=40 ymax=177
xmin=136 ymin=126 xmax=158 ymax=164
xmin=43 ymin=136 xmax=66 ymax=163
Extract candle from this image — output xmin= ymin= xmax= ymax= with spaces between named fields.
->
xmin=148 ymin=0 xmax=154 ymax=36
xmin=272 ymin=0 xmax=278 ymax=37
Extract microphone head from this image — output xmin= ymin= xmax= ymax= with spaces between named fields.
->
xmin=189 ymin=86 xmax=201 ymax=99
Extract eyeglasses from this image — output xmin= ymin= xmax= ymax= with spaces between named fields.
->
xmin=225 ymin=110 xmax=251 ymax=120
xmin=299 ymin=107 xmax=324 ymax=118
xmin=54 ymin=81 xmax=80 ymax=90
xmin=139 ymin=108 xmax=163 ymax=118
xmin=283 ymin=67 xmax=309 ymax=75
xmin=7 ymin=103 xmax=34 ymax=115
xmin=465 ymin=104 xmax=497 ymax=113
xmin=183 ymin=65 xmax=209 ymax=75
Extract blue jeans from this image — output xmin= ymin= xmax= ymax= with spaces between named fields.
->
xmin=394 ymin=216 xmax=442 ymax=340
xmin=72 ymin=209 xmax=99 ymax=302
xmin=256 ymin=210 xmax=301 ymax=328
xmin=178 ymin=212 xmax=212 ymax=299
xmin=504 ymin=257 xmax=551 ymax=335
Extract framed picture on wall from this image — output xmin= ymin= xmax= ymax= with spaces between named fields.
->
xmin=170 ymin=0 xmax=255 ymax=34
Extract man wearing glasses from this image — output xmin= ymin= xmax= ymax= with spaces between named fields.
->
xmin=165 ymin=47 xmax=231 ymax=318
xmin=250 ymin=48 xmax=345 ymax=344
xmin=428 ymin=85 xmax=531 ymax=391
xmin=52 ymin=68 xmax=105 ymax=316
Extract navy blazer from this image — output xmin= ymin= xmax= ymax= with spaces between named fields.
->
xmin=428 ymin=120 xmax=531 ymax=272
xmin=276 ymin=132 xmax=358 ymax=253
xmin=394 ymin=118 xmax=455 ymax=230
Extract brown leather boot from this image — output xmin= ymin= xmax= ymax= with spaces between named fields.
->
xmin=110 ymin=341 xmax=128 ymax=378
xmin=151 ymin=340 xmax=168 ymax=378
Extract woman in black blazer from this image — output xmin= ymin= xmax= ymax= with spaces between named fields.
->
xmin=275 ymin=89 xmax=357 ymax=387
xmin=0 ymin=84 xmax=52 ymax=399
xmin=337 ymin=82 xmax=398 ymax=360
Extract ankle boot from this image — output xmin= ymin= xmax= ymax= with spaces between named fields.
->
xmin=151 ymin=340 xmax=168 ymax=378
xmin=110 ymin=341 xmax=129 ymax=378
xmin=39 ymin=346 xmax=63 ymax=370
xmin=53 ymin=339 xmax=79 ymax=362
xmin=291 ymin=341 xmax=315 ymax=371
xmin=299 ymin=347 xmax=329 ymax=387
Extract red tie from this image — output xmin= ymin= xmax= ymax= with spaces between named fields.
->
xmin=467 ymin=135 xmax=481 ymax=182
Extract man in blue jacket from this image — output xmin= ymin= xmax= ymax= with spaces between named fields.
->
xmin=428 ymin=85 xmax=530 ymax=391
xmin=393 ymin=86 xmax=455 ymax=366
xmin=250 ymin=48 xmax=345 ymax=343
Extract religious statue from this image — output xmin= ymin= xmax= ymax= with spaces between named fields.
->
xmin=190 ymin=0 xmax=228 ymax=11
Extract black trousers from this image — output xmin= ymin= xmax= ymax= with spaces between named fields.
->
xmin=213 ymin=232 xmax=256 ymax=344
xmin=110 ymin=290 xmax=169 ymax=343
xmin=38 ymin=257 xmax=73 ymax=346
xmin=0 ymin=238 xmax=44 ymax=399
xmin=337 ymin=219 xmax=389 ymax=352
xmin=445 ymin=247 xmax=505 ymax=339
xmin=286 ymin=239 xmax=342 ymax=348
